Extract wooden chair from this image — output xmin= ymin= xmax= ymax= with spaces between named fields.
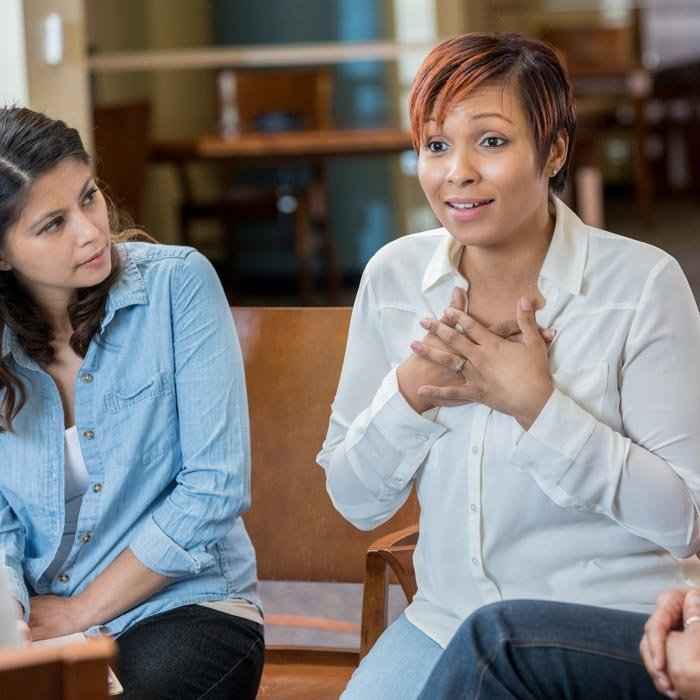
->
xmin=0 ymin=637 xmax=116 ymax=700
xmin=92 ymin=102 xmax=151 ymax=223
xmin=181 ymin=71 xmax=340 ymax=303
xmin=540 ymin=9 xmax=652 ymax=227
xmin=232 ymin=307 xmax=419 ymax=699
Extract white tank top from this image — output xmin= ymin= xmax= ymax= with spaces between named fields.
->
xmin=44 ymin=426 xmax=89 ymax=581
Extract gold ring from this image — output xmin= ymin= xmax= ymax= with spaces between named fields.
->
xmin=455 ymin=357 xmax=467 ymax=375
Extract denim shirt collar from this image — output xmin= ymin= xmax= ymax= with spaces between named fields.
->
xmin=101 ymin=244 xmax=149 ymax=330
xmin=2 ymin=244 xmax=149 ymax=361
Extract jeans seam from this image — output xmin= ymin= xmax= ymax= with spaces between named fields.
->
xmin=510 ymin=639 xmax=645 ymax=666
xmin=474 ymin=633 xmax=645 ymax=699
xmin=195 ymin=635 xmax=261 ymax=700
xmin=474 ymin=633 xmax=513 ymax=699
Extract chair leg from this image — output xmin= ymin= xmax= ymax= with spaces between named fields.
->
xmin=292 ymin=195 xmax=314 ymax=304
xmin=632 ymin=96 xmax=654 ymax=229
xmin=179 ymin=206 xmax=192 ymax=247
xmin=360 ymin=551 xmax=389 ymax=660
xmin=310 ymin=173 xmax=341 ymax=303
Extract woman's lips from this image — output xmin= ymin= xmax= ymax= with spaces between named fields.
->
xmin=79 ymin=247 xmax=107 ymax=267
xmin=446 ymin=199 xmax=494 ymax=221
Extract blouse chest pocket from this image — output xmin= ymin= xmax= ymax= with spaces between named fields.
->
xmin=551 ymin=363 xmax=609 ymax=421
xmin=103 ymin=370 xmax=177 ymax=467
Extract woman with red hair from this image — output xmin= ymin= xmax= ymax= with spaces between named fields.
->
xmin=318 ymin=33 xmax=700 ymax=699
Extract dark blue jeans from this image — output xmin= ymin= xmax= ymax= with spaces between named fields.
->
xmin=115 ymin=604 xmax=264 ymax=700
xmin=418 ymin=600 xmax=665 ymax=699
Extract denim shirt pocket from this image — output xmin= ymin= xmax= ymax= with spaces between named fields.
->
xmin=104 ymin=370 xmax=177 ymax=466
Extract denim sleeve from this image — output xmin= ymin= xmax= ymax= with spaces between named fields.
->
xmin=0 ymin=493 xmax=29 ymax=620
xmin=129 ymin=251 xmax=251 ymax=577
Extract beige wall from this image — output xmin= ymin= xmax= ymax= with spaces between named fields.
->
xmin=0 ymin=0 xmax=29 ymax=106
xmin=23 ymin=0 xmax=91 ymax=148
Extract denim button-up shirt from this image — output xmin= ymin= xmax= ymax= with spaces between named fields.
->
xmin=0 ymin=243 xmax=260 ymax=636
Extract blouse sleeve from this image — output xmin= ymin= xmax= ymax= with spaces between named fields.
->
xmin=317 ymin=266 xmax=446 ymax=530
xmin=129 ymin=251 xmax=251 ymax=576
xmin=510 ymin=257 xmax=700 ymax=557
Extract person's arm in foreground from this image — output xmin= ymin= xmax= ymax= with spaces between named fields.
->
xmin=28 ymin=549 xmax=169 ymax=640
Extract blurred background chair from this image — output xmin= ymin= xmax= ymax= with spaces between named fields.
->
xmin=180 ymin=69 xmax=340 ymax=303
xmin=540 ymin=9 xmax=651 ymax=228
xmin=92 ymin=102 xmax=151 ymax=224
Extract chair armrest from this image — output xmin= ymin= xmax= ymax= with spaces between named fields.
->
xmin=360 ymin=524 xmax=419 ymax=660
xmin=367 ymin=524 xmax=418 ymax=602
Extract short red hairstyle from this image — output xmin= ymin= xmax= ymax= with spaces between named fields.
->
xmin=409 ymin=33 xmax=576 ymax=194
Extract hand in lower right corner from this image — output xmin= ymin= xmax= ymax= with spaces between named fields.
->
xmin=640 ymin=589 xmax=688 ymax=698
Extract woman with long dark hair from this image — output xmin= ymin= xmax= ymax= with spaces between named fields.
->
xmin=0 ymin=107 xmax=263 ymax=699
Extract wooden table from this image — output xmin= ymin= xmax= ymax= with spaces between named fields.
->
xmin=151 ymin=127 xmax=414 ymax=164
xmin=151 ymin=128 xmax=414 ymax=302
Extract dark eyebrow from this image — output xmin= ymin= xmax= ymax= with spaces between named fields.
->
xmin=29 ymin=176 xmax=95 ymax=231
xmin=424 ymin=112 xmax=513 ymax=127
xmin=469 ymin=112 xmax=513 ymax=124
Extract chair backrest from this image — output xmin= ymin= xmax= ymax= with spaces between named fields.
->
xmin=540 ymin=10 xmax=642 ymax=77
xmin=0 ymin=637 xmax=115 ymax=700
xmin=92 ymin=101 xmax=151 ymax=222
xmin=232 ymin=69 xmax=333 ymax=133
xmin=232 ymin=307 xmax=418 ymax=583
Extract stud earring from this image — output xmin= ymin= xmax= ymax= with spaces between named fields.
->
xmin=551 ymin=168 xmax=558 ymax=177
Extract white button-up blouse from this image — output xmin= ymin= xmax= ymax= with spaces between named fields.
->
xmin=317 ymin=197 xmax=700 ymax=648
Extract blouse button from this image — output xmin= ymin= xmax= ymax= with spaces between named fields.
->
xmin=83 ymin=430 xmax=95 ymax=440
xmin=470 ymin=504 xmax=477 ymax=513
xmin=471 ymin=445 xmax=479 ymax=455
xmin=81 ymin=533 xmax=92 ymax=544
xmin=58 ymin=573 xmax=70 ymax=583
xmin=471 ymin=557 xmax=478 ymax=567
xmin=81 ymin=373 xmax=94 ymax=383
xmin=92 ymin=483 xmax=103 ymax=493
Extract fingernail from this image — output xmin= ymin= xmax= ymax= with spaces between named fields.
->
xmin=656 ymin=676 xmax=669 ymax=691
xmin=520 ymin=297 xmax=532 ymax=312
xmin=687 ymin=591 xmax=700 ymax=604
xmin=445 ymin=307 xmax=456 ymax=319
xmin=665 ymin=691 xmax=678 ymax=699
xmin=411 ymin=341 xmax=424 ymax=352
xmin=451 ymin=288 xmax=461 ymax=305
xmin=419 ymin=318 xmax=432 ymax=330
xmin=542 ymin=329 xmax=556 ymax=340
xmin=418 ymin=387 xmax=433 ymax=396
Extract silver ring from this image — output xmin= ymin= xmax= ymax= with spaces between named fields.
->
xmin=455 ymin=357 xmax=467 ymax=375
xmin=684 ymin=615 xmax=700 ymax=629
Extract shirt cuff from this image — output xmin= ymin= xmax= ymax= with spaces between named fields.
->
xmin=130 ymin=515 xmax=215 ymax=578
xmin=509 ymin=388 xmax=597 ymax=487
xmin=3 ymin=565 xmax=29 ymax=622
xmin=347 ymin=368 xmax=447 ymax=497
